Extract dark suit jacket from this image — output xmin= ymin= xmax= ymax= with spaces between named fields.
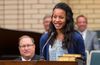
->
xmin=15 ymin=55 xmax=40 ymax=61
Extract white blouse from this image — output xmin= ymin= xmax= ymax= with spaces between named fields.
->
xmin=49 ymin=39 xmax=68 ymax=61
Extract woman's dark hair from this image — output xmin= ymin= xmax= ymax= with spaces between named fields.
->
xmin=48 ymin=2 xmax=75 ymax=49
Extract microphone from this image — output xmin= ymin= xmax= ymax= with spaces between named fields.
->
xmin=40 ymin=32 xmax=54 ymax=60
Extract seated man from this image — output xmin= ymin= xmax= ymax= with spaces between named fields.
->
xmin=43 ymin=14 xmax=51 ymax=33
xmin=76 ymin=15 xmax=100 ymax=52
xmin=16 ymin=35 xmax=40 ymax=61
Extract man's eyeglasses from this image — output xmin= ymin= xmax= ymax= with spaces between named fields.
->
xmin=19 ymin=44 xmax=34 ymax=48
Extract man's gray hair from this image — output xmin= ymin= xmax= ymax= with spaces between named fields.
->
xmin=19 ymin=35 xmax=35 ymax=44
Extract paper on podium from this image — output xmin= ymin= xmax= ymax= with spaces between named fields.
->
xmin=57 ymin=54 xmax=81 ymax=61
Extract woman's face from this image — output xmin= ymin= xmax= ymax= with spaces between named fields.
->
xmin=52 ymin=8 xmax=66 ymax=30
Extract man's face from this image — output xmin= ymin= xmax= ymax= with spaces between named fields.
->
xmin=43 ymin=17 xmax=51 ymax=32
xmin=76 ymin=17 xmax=87 ymax=32
xmin=19 ymin=37 xmax=35 ymax=59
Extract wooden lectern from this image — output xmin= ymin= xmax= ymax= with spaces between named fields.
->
xmin=0 ymin=60 xmax=78 ymax=65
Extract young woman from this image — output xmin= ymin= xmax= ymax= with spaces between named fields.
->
xmin=40 ymin=2 xmax=86 ymax=61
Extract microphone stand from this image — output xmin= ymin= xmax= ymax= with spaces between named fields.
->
xmin=40 ymin=32 xmax=54 ymax=60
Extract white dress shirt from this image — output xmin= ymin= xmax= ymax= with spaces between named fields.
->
xmin=80 ymin=29 xmax=87 ymax=41
xmin=21 ymin=57 xmax=31 ymax=61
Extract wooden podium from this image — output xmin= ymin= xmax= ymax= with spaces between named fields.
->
xmin=0 ymin=60 xmax=78 ymax=65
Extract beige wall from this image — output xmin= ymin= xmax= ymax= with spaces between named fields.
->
xmin=63 ymin=0 xmax=100 ymax=30
xmin=0 ymin=0 xmax=100 ymax=33
xmin=0 ymin=0 xmax=61 ymax=33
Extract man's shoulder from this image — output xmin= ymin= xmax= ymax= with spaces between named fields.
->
xmin=87 ymin=30 xmax=97 ymax=35
xmin=33 ymin=55 xmax=40 ymax=60
xmin=15 ymin=56 xmax=21 ymax=60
